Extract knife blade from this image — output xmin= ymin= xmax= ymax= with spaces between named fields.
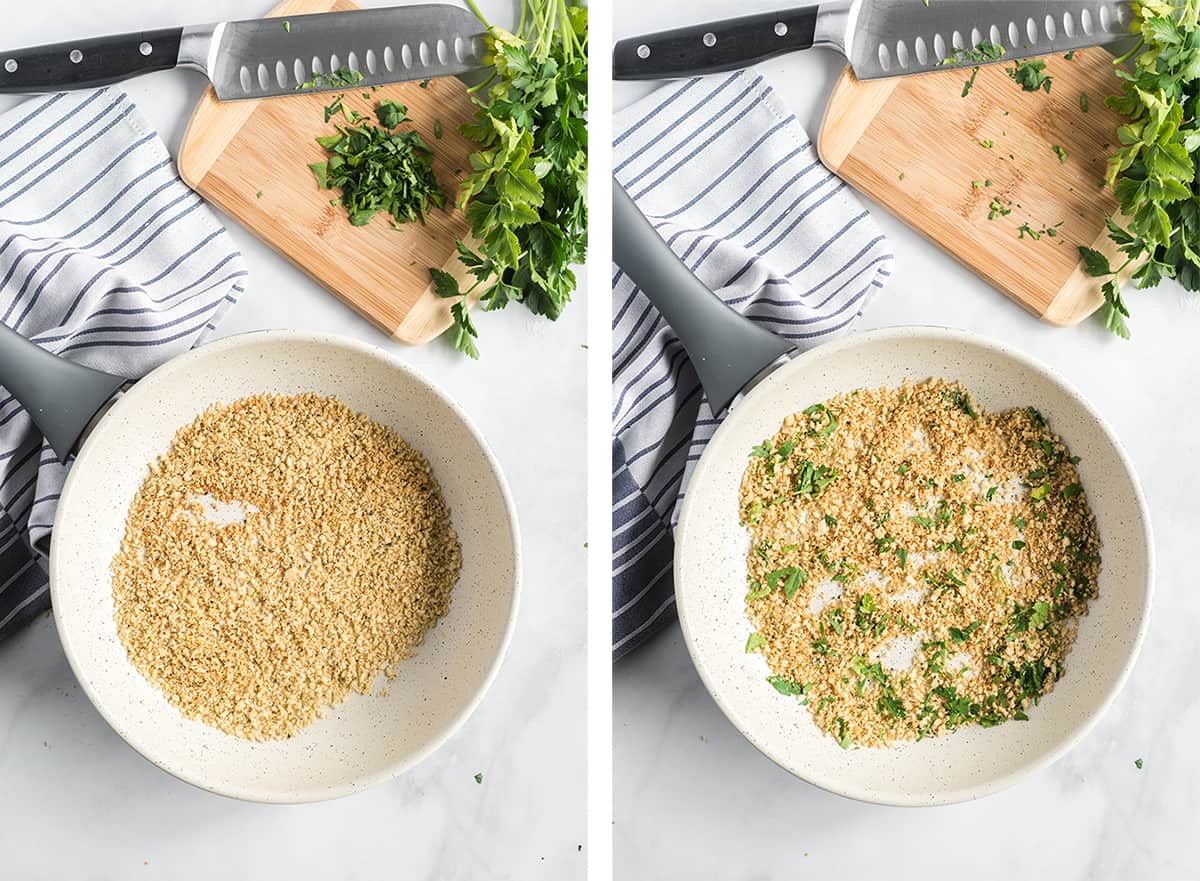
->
xmin=0 ymin=4 xmax=488 ymax=100
xmin=613 ymin=0 xmax=1133 ymax=82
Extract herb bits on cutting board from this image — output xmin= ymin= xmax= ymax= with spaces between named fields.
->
xmin=178 ymin=0 xmax=480 ymax=344
xmin=818 ymin=48 xmax=1126 ymax=326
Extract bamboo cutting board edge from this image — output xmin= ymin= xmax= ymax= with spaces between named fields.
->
xmin=817 ymin=61 xmax=1123 ymax=327
xmin=177 ymin=0 xmax=481 ymax=344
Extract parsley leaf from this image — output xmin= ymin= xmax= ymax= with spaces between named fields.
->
xmin=1007 ymin=58 xmax=1052 ymax=92
xmin=298 ymin=66 xmax=364 ymax=92
xmin=949 ymin=620 xmax=982 ymax=642
xmin=767 ymin=675 xmax=806 ymax=696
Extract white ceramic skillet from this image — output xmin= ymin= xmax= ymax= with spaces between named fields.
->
xmin=613 ymin=181 xmax=1153 ymax=806
xmin=0 ymin=327 xmax=519 ymax=803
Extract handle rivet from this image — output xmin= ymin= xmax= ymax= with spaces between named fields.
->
xmin=69 ymin=49 xmax=83 ymax=64
xmin=636 ymin=43 xmax=651 ymax=59
xmin=3 ymin=59 xmax=16 ymax=74
xmin=775 ymin=22 xmax=789 ymax=36
xmin=703 ymin=32 xmax=717 ymax=47
xmin=139 ymin=42 xmax=153 ymax=56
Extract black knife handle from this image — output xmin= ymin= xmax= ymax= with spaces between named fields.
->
xmin=0 ymin=27 xmax=183 ymax=93
xmin=614 ymin=8 xmax=818 ymax=80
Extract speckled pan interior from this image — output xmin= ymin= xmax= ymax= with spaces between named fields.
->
xmin=675 ymin=326 xmax=1153 ymax=806
xmin=50 ymin=331 xmax=520 ymax=804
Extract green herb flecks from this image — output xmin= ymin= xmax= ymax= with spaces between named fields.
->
xmin=745 ymin=632 xmax=768 ymax=652
xmin=834 ymin=717 xmax=853 ymax=749
xmin=1018 ymin=220 xmax=1064 ymax=240
xmin=941 ymin=40 xmax=1004 ymax=98
xmin=1007 ymin=58 xmax=1052 ymax=92
xmin=943 ymin=388 xmax=978 ymax=417
xmin=793 ymin=459 xmax=839 ymax=498
xmin=767 ymin=675 xmax=807 ymax=696
xmin=803 ymin=402 xmax=840 ymax=437
xmin=375 ymin=99 xmax=408 ymax=128
xmin=299 ymin=66 xmax=364 ymax=92
xmin=949 ymin=620 xmax=982 ymax=642
xmin=766 ymin=566 xmax=808 ymax=600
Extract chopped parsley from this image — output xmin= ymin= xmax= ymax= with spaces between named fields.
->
xmin=793 ymin=459 xmax=839 ymax=498
xmin=943 ymin=388 xmax=978 ymax=417
xmin=766 ymin=566 xmax=808 ymax=599
xmin=768 ymin=675 xmax=806 ymax=696
xmin=803 ymin=402 xmax=839 ymax=437
xmin=949 ymin=620 xmax=982 ymax=642
xmin=309 ymin=100 xmax=445 ymax=229
xmin=299 ymin=66 xmax=364 ymax=92
xmin=1007 ymin=58 xmax=1052 ymax=92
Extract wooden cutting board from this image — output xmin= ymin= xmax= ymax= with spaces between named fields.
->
xmin=818 ymin=49 xmax=1126 ymax=326
xmin=178 ymin=0 xmax=480 ymax=343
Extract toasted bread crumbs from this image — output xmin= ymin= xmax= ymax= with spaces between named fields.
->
xmin=111 ymin=393 xmax=462 ymax=741
xmin=740 ymin=379 xmax=1100 ymax=748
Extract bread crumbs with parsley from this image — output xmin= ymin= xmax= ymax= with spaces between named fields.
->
xmin=110 ymin=393 xmax=461 ymax=741
xmin=740 ymin=379 xmax=1100 ymax=748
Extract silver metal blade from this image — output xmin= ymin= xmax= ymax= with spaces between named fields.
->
xmin=183 ymin=4 xmax=487 ymax=101
xmin=827 ymin=0 xmax=1133 ymax=81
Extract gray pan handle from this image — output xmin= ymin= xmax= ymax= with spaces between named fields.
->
xmin=0 ymin=321 xmax=126 ymax=460
xmin=612 ymin=178 xmax=793 ymax=415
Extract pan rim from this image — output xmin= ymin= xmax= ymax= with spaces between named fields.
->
xmin=48 ymin=329 xmax=522 ymax=804
xmin=673 ymin=324 xmax=1154 ymax=806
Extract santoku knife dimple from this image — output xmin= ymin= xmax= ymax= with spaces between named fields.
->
xmin=0 ymin=4 xmax=487 ymax=100
xmin=613 ymin=0 xmax=1133 ymax=81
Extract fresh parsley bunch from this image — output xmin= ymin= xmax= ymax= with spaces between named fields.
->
xmin=1081 ymin=0 xmax=1200 ymax=337
xmin=430 ymin=0 xmax=588 ymax=358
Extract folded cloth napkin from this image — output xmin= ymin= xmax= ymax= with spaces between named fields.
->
xmin=0 ymin=88 xmax=248 ymax=641
xmin=612 ymin=71 xmax=895 ymax=659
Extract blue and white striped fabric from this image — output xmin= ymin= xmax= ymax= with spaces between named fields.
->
xmin=0 ymin=88 xmax=247 ymax=641
xmin=612 ymin=71 xmax=894 ymax=659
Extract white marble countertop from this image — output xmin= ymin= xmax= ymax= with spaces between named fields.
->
xmin=615 ymin=3 xmax=1198 ymax=879
xmin=0 ymin=2 xmax=586 ymax=878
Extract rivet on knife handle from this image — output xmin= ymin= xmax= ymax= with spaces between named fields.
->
xmin=613 ymin=7 xmax=818 ymax=80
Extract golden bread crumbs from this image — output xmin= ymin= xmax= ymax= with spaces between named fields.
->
xmin=110 ymin=393 xmax=461 ymax=741
xmin=739 ymin=379 xmax=1100 ymax=748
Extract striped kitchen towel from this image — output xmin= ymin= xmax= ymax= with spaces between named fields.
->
xmin=612 ymin=71 xmax=894 ymax=659
xmin=0 ymin=88 xmax=247 ymax=641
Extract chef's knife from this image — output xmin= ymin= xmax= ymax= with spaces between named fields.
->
xmin=0 ymin=4 xmax=487 ymax=99
xmin=614 ymin=0 xmax=1132 ymax=81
